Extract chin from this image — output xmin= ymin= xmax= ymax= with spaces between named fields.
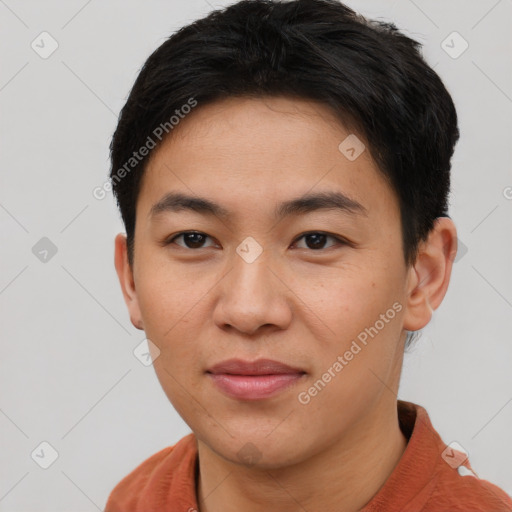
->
xmin=199 ymin=429 xmax=308 ymax=469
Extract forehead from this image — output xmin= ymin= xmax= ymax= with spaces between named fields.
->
xmin=137 ymin=96 xmax=398 ymax=226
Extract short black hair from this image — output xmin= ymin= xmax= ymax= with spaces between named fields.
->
xmin=109 ymin=0 xmax=459 ymax=347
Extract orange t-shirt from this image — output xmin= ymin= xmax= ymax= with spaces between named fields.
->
xmin=105 ymin=400 xmax=512 ymax=511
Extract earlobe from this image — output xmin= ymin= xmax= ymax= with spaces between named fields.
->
xmin=402 ymin=217 xmax=457 ymax=332
xmin=114 ymin=233 xmax=144 ymax=331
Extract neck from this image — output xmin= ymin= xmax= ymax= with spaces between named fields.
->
xmin=196 ymin=396 xmax=408 ymax=512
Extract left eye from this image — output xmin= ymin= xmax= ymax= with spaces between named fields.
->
xmin=292 ymin=232 xmax=344 ymax=250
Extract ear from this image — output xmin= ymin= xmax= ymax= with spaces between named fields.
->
xmin=114 ymin=233 xmax=144 ymax=330
xmin=402 ymin=217 xmax=458 ymax=332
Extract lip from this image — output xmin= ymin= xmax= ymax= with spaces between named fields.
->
xmin=207 ymin=358 xmax=305 ymax=375
xmin=206 ymin=358 xmax=306 ymax=400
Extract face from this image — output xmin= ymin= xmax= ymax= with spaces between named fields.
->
xmin=115 ymin=96 xmax=418 ymax=468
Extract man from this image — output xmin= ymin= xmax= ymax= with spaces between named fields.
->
xmin=105 ymin=0 xmax=512 ymax=510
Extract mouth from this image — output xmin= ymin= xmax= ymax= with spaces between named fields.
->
xmin=206 ymin=358 xmax=306 ymax=400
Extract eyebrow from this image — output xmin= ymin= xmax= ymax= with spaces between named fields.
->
xmin=148 ymin=190 xmax=368 ymax=221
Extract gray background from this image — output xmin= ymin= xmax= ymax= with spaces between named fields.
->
xmin=1 ymin=0 xmax=511 ymax=510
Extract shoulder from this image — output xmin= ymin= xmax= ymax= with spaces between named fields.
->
xmin=104 ymin=433 xmax=197 ymax=512
xmin=367 ymin=401 xmax=512 ymax=512
xmin=424 ymin=447 xmax=512 ymax=511
xmin=425 ymin=442 xmax=512 ymax=512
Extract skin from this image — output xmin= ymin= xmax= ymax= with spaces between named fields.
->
xmin=114 ymin=96 xmax=458 ymax=512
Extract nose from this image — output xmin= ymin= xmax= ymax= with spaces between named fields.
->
xmin=212 ymin=247 xmax=292 ymax=336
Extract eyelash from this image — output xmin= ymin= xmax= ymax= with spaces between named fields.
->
xmin=163 ymin=231 xmax=350 ymax=251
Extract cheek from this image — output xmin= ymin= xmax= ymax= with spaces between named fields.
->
xmin=134 ymin=272 xmax=206 ymax=386
xmin=296 ymin=275 xmax=404 ymax=428
xmin=136 ymin=260 xmax=203 ymax=331
xmin=301 ymin=262 xmax=405 ymax=395
xmin=141 ymin=277 xmax=206 ymax=419
xmin=307 ymin=264 xmax=399 ymax=336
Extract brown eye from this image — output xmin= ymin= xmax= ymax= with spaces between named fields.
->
xmin=167 ymin=231 xmax=216 ymax=249
xmin=293 ymin=232 xmax=345 ymax=250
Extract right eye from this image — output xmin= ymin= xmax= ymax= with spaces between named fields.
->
xmin=164 ymin=231 xmax=217 ymax=250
